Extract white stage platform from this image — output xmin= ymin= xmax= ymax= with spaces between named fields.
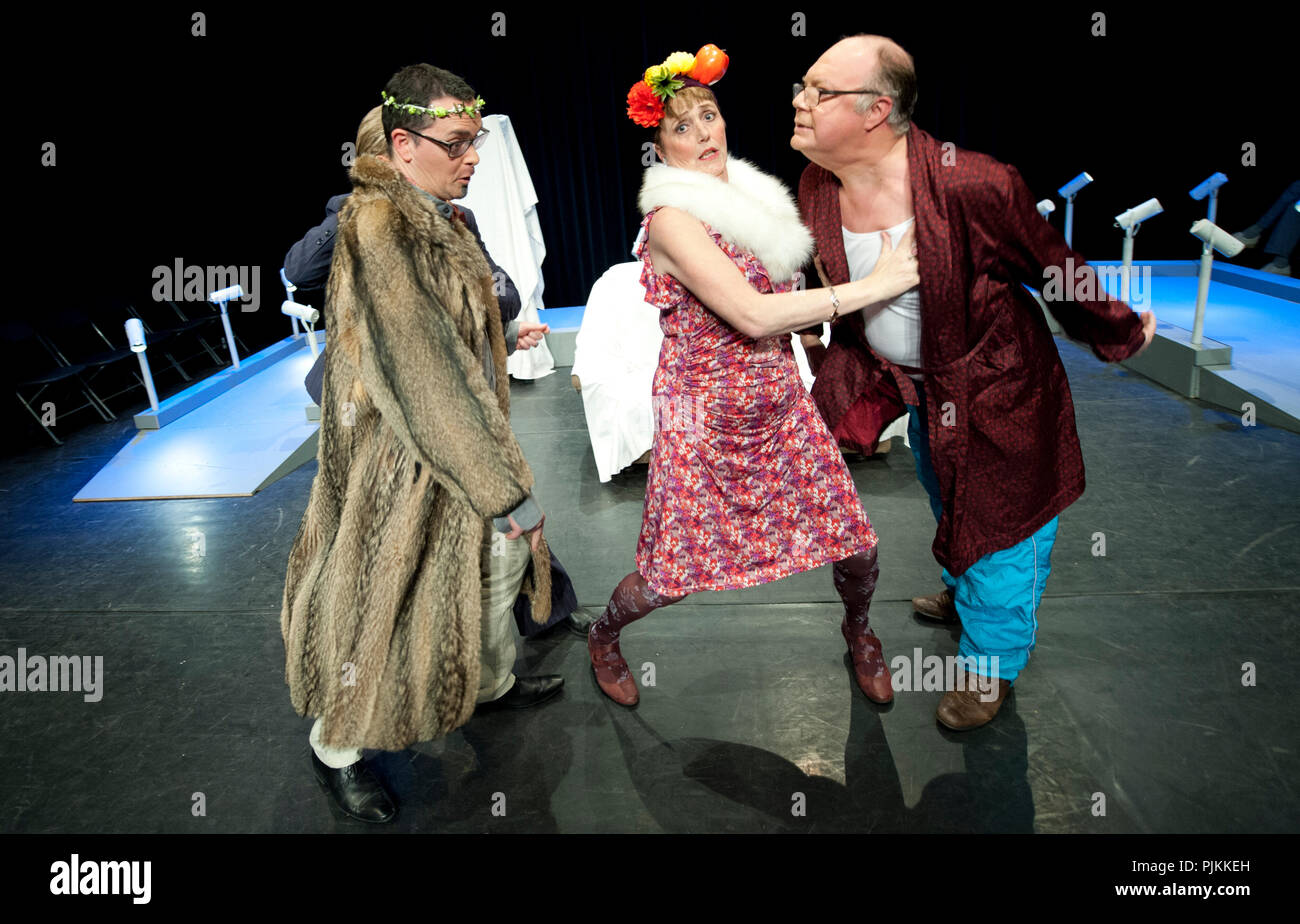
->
xmin=74 ymin=335 xmax=322 ymax=502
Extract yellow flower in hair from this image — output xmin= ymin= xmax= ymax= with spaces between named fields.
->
xmin=645 ymin=64 xmax=670 ymax=85
xmin=663 ymin=51 xmax=696 ymax=75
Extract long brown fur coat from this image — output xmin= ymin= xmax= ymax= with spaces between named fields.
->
xmin=281 ymin=154 xmax=551 ymax=752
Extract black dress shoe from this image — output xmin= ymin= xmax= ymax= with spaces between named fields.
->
xmin=311 ymin=751 xmax=398 ymax=823
xmin=564 ymin=606 xmax=599 ymax=637
xmin=476 ymin=674 xmax=564 ymax=711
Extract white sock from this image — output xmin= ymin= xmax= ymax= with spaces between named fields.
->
xmin=310 ymin=717 xmax=362 ymax=769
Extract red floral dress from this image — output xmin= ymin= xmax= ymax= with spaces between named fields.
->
xmin=634 ymin=209 xmax=878 ymax=596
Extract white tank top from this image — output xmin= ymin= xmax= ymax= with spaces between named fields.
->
xmin=842 ymin=218 xmax=921 ymax=372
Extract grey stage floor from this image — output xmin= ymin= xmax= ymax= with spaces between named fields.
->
xmin=0 ymin=340 xmax=1297 ymax=833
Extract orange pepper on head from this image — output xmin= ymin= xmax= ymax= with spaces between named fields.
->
xmin=689 ymin=44 xmax=729 ymax=85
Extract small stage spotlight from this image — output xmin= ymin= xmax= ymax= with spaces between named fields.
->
xmin=125 ymin=318 xmax=161 ymax=413
xmin=280 ymin=268 xmax=308 ymax=341
xmin=1057 ymin=172 xmax=1093 ymax=248
xmin=209 ymin=285 xmax=244 ymax=370
xmin=1189 ymin=172 xmax=1228 ymax=224
xmin=1188 ymin=218 xmax=1244 ymax=348
xmin=281 ymin=301 xmax=321 ymax=357
xmin=1114 ymin=198 xmax=1163 ymax=232
xmin=1114 ymin=198 xmax=1164 ymax=304
xmin=1190 ymin=218 xmax=1244 ymax=259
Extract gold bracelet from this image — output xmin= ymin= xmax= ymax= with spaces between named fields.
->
xmin=827 ymin=285 xmax=841 ymax=322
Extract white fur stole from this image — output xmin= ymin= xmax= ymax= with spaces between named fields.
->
xmin=637 ymin=156 xmax=813 ymax=283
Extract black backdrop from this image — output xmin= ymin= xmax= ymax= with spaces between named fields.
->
xmin=11 ymin=3 xmax=1296 ymax=438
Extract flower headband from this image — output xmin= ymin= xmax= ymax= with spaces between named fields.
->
xmin=380 ymin=89 xmax=487 ymax=119
xmin=626 ymin=44 xmax=730 ymax=128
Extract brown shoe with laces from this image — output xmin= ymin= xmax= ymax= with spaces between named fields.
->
xmin=912 ymin=588 xmax=959 ymax=625
xmin=840 ymin=618 xmax=894 ymax=704
xmin=588 ymin=627 xmax=639 ymax=706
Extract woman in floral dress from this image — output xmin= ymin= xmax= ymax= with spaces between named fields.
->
xmin=589 ymin=50 xmax=918 ymax=707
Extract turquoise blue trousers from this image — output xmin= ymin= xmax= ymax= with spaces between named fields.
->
xmin=906 ymin=389 xmax=1057 ymax=683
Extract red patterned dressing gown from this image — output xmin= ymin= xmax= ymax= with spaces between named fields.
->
xmin=798 ymin=125 xmax=1145 ymax=576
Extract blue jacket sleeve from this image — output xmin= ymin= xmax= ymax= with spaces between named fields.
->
xmin=284 ymin=194 xmax=348 ymax=290
xmin=291 ymin=195 xmax=346 ymax=403
xmin=459 ymin=206 xmax=522 ymax=326
xmin=304 ymin=350 xmax=325 ymax=405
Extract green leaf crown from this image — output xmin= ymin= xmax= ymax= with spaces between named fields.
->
xmin=380 ymin=89 xmax=486 ymax=119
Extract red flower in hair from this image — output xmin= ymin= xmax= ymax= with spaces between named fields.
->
xmin=626 ymin=80 xmax=665 ymax=128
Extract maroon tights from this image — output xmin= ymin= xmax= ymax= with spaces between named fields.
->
xmin=589 ymin=571 xmax=685 ymax=645
xmin=834 ymin=544 xmax=880 ymax=634
xmin=590 ymin=545 xmax=880 ymax=644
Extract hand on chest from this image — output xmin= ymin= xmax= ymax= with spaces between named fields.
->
xmin=842 ymin=218 xmax=917 ymax=280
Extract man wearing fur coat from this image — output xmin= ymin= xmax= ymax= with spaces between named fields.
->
xmin=281 ymin=64 xmax=562 ymax=823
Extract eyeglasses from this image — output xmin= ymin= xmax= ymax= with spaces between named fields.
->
xmin=793 ymin=83 xmax=884 ymax=108
xmin=404 ymin=127 xmax=491 ymax=159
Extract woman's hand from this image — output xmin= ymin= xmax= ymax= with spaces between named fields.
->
xmin=865 ymin=225 xmax=919 ymax=303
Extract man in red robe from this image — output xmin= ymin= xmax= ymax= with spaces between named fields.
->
xmin=792 ymin=35 xmax=1156 ymax=729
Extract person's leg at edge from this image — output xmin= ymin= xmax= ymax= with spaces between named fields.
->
xmin=1256 ymin=180 xmax=1300 ymax=235
xmin=906 ymin=383 xmax=959 ymax=621
xmin=939 ymin=516 xmax=1058 ymax=731
xmin=906 ymin=393 xmax=945 ymax=528
xmin=1237 ymin=180 xmax=1300 ymax=271
xmin=478 ymin=529 xmax=535 ymax=705
xmin=311 ymin=718 xmax=361 ymax=769
xmin=588 ymin=571 xmax=685 ymax=705
xmin=834 ymin=543 xmax=893 ymax=703
xmin=1262 ymin=202 xmax=1298 ymax=272
xmin=309 ymin=718 xmax=397 ymax=823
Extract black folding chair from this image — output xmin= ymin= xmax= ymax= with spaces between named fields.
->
xmin=161 ymin=299 xmax=232 ymax=366
xmin=38 ymin=305 xmax=147 ymax=416
xmin=0 ymin=320 xmax=113 ymax=445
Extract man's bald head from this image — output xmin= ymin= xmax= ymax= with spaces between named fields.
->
xmin=823 ymin=34 xmax=917 ymax=134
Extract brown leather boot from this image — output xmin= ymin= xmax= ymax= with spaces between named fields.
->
xmin=936 ymin=672 xmax=1011 ymax=731
xmin=912 ymin=588 xmax=959 ymax=625
xmin=840 ymin=618 xmax=894 ymax=704
xmin=588 ymin=626 xmax=639 ymax=706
